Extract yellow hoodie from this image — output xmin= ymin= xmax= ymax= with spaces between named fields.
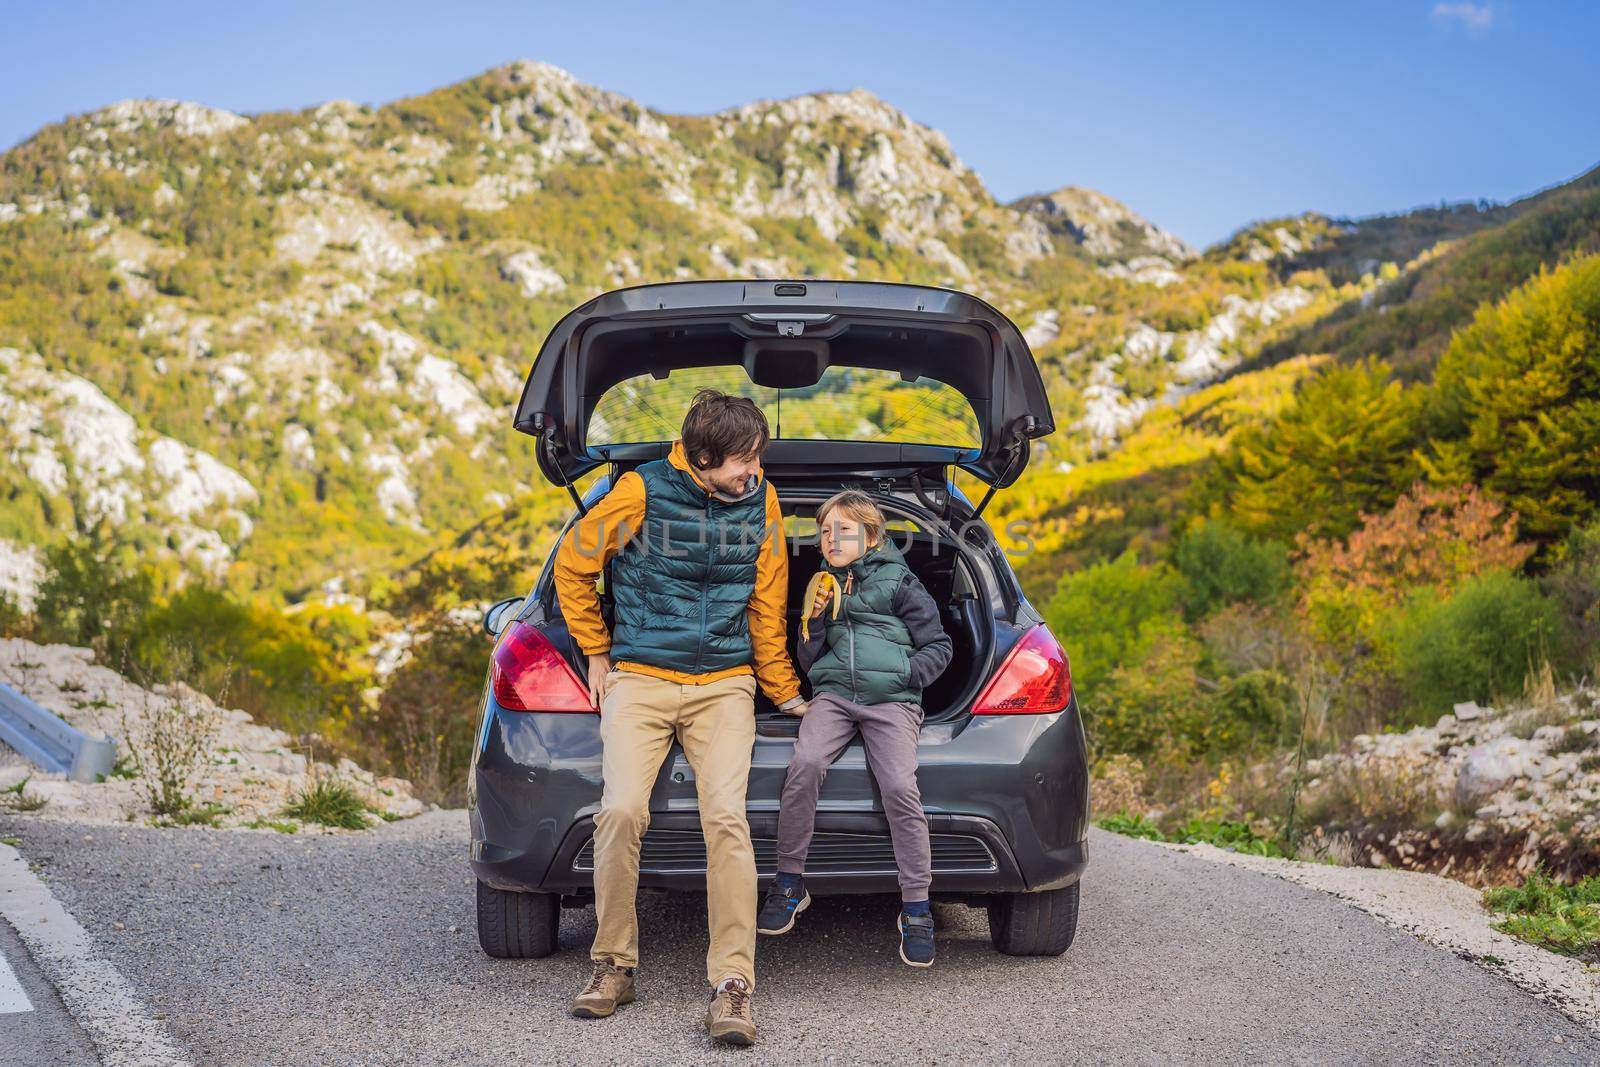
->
xmin=552 ymin=440 xmax=802 ymax=705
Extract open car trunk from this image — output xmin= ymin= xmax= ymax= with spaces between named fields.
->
xmin=514 ymin=279 xmax=1056 ymax=491
xmin=540 ymin=481 xmax=994 ymax=727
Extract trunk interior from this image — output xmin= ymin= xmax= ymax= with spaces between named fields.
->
xmin=754 ymin=497 xmax=991 ymax=728
xmin=547 ymin=480 xmax=994 ymax=728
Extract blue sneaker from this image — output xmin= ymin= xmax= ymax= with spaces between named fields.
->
xmin=757 ymin=883 xmax=811 ymax=935
xmin=898 ymin=911 xmax=935 ymax=968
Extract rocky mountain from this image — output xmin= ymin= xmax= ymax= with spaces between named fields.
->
xmin=1244 ymin=163 xmax=1600 ymax=376
xmin=0 ymin=59 xmax=1574 ymax=611
xmin=1014 ymin=185 xmax=1194 ymax=269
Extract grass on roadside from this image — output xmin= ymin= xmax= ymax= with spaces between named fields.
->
xmin=152 ymin=802 xmax=231 ymax=828
xmin=283 ymin=780 xmax=371 ymax=830
xmin=0 ymin=776 xmax=48 ymax=813
xmin=245 ymin=818 xmax=300 ymax=834
xmin=1483 ymin=869 xmax=1600 ymax=962
xmin=1096 ymin=812 xmax=1165 ymax=840
xmin=1097 ymin=812 xmax=1292 ymax=857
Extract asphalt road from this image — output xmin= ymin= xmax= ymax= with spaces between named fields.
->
xmin=1 ymin=811 xmax=1595 ymax=1065
xmin=0 ymin=915 xmax=99 ymax=1067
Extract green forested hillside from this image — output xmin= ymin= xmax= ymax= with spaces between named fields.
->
xmin=0 ymin=60 xmax=1383 ymax=612
xmin=1247 ymin=163 xmax=1600 ymax=376
xmin=2 ymin=63 xmax=1597 ymax=813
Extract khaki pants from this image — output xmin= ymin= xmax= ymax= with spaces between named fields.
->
xmin=591 ymin=670 xmax=758 ymax=988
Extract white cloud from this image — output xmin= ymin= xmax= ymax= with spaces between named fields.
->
xmin=1432 ymin=2 xmax=1494 ymax=33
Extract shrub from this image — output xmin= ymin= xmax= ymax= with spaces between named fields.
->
xmin=1090 ymin=754 xmax=1150 ymax=817
xmin=354 ymin=614 xmax=486 ymax=806
xmin=29 ymin=528 xmax=158 ymax=652
xmin=1197 ymin=603 xmax=1302 ymax=675
xmin=1096 ymin=810 xmax=1290 ymax=858
xmin=1172 ymin=519 xmax=1290 ymax=621
xmin=1300 ymin=758 xmax=1446 ymax=831
xmin=1389 ymin=571 xmax=1567 ymax=720
xmin=1043 ymin=549 xmax=1187 ymax=701
xmin=23 ymin=531 xmax=366 ymax=743
xmin=1170 ymin=817 xmax=1289 ymax=857
xmin=0 ymin=591 xmax=26 ymax=638
xmin=1210 ymin=669 xmax=1296 ymax=753
xmin=1092 ymin=630 xmax=1209 ymax=763
xmin=120 ymin=649 xmax=223 ymax=819
xmin=1540 ymin=517 xmax=1600 ymax=672
xmin=283 ymin=779 xmax=370 ymax=830
xmin=124 ymin=585 xmax=368 ymax=739
xmin=1296 ymin=483 xmax=1536 ymax=665
xmin=1297 ymin=483 xmax=1533 ymax=606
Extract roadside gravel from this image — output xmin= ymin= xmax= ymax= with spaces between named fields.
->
xmin=1 ymin=814 xmax=1596 ymax=1064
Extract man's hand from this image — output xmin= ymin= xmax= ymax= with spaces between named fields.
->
xmin=587 ymin=653 xmax=612 ymax=709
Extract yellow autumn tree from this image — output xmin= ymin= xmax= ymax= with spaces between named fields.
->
xmin=1427 ymin=254 xmax=1600 ymax=550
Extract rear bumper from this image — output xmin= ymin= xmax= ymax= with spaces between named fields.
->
xmin=476 ymin=810 xmax=1087 ymax=897
xmin=469 ymin=696 xmax=1091 ymax=897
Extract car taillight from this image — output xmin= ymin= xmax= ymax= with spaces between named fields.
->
xmin=491 ymin=621 xmax=595 ymax=713
xmin=972 ymin=624 xmax=1072 ymax=715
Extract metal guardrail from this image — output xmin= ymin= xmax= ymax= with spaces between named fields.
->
xmin=0 ymin=682 xmax=117 ymax=783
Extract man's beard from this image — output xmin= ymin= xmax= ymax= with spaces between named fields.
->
xmin=706 ymin=472 xmax=758 ymax=499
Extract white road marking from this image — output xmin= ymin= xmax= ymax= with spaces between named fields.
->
xmin=0 ymin=843 xmax=190 ymax=1065
xmin=0 ymin=945 xmax=33 ymax=1014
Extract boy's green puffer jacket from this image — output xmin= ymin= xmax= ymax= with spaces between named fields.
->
xmin=798 ymin=539 xmax=952 ymax=706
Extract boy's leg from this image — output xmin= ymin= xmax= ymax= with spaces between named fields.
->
xmin=774 ymin=694 xmax=857 ymax=879
xmin=589 ymin=671 xmax=679 ymax=972
xmin=675 ymin=673 xmax=760 ymax=991
xmin=856 ymin=701 xmax=932 ymax=904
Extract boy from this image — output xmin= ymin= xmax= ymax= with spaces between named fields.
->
xmin=757 ymin=490 xmax=953 ymax=967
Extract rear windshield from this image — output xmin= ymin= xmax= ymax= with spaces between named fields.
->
xmin=587 ymin=366 xmax=981 ymax=448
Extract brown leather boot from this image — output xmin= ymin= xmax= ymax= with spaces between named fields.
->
xmin=571 ymin=957 xmax=635 ymax=1018
xmin=705 ymin=977 xmax=756 ymax=1046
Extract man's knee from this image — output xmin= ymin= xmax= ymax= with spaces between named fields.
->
xmin=595 ymin=793 xmax=651 ymax=840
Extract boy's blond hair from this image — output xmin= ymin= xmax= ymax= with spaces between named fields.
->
xmin=816 ymin=490 xmax=886 ymax=547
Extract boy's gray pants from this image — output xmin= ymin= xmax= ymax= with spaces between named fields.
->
xmin=774 ymin=692 xmax=931 ymax=902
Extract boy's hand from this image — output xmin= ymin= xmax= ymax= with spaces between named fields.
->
xmin=782 ymin=699 xmax=809 ymax=717
xmin=587 ymin=653 xmax=612 ymax=709
xmin=809 ymin=585 xmax=833 ymax=618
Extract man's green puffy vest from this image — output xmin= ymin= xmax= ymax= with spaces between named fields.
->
xmin=608 ymin=459 xmax=767 ymax=675
xmin=807 ymin=539 xmax=920 ymax=706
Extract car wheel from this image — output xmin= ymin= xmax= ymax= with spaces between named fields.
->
xmin=476 ymin=880 xmax=559 ymax=959
xmin=987 ymin=881 xmax=1080 ymax=956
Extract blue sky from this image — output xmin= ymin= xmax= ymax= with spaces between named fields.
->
xmin=3 ymin=1 xmax=1596 ymax=247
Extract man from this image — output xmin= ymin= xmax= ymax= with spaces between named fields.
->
xmin=554 ymin=388 xmax=804 ymax=1047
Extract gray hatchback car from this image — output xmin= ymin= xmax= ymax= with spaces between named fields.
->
xmin=469 ymin=280 xmax=1089 ymax=959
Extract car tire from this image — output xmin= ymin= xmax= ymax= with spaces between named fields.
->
xmin=987 ymin=881 xmax=1080 ymax=956
xmin=476 ymin=880 xmax=559 ymax=959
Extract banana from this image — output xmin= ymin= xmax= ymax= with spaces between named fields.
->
xmin=800 ymin=571 xmax=843 ymax=641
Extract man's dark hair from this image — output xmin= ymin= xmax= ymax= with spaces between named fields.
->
xmin=681 ymin=389 xmax=770 ymax=469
